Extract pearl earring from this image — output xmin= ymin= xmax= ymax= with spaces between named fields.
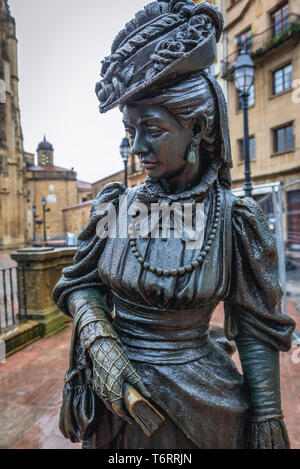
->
xmin=187 ymin=142 xmax=197 ymax=164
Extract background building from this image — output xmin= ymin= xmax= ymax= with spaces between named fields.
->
xmin=0 ymin=0 xmax=27 ymax=249
xmin=0 ymin=2 xmax=93 ymax=248
xmin=26 ymin=136 xmax=91 ymax=243
xmin=62 ymin=153 xmax=146 ymax=237
xmin=91 ymin=152 xmax=146 ymax=198
xmin=221 ymin=0 xmax=300 ymax=251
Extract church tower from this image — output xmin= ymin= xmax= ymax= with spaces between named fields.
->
xmin=37 ymin=135 xmax=54 ymax=166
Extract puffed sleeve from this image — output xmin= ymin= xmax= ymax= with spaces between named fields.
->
xmin=224 ymin=197 xmax=295 ymax=351
xmin=53 ymin=182 xmax=126 ymax=316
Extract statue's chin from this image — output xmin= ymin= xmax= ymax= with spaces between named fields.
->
xmin=148 ymin=162 xmax=188 ymax=183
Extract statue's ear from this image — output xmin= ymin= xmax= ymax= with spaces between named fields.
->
xmin=193 ymin=114 xmax=208 ymax=143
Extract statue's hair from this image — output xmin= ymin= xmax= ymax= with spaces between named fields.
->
xmin=139 ymin=73 xmax=217 ymax=155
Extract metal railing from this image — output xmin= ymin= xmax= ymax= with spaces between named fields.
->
xmin=0 ymin=266 xmax=27 ymax=333
xmin=222 ymin=13 xmax=300 ymax=79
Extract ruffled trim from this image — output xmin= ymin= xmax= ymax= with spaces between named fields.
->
xmin=248 ymin=418 xmax=290 ymax=449
xmin=137 ymin=158 xmax=221 ymax=203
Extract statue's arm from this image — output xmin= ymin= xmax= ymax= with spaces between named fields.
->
xmin=224 ymin=196 xmax=295 ymax=449
xmin=235 ymin=334 xmax=290 ymax=449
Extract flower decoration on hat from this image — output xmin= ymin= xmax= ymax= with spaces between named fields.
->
xmin=96 ymin=0 xmax=223 ymax=114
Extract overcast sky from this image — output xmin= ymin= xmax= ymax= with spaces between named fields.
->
xmin=9 ymin=0 xmax=149 ymax=183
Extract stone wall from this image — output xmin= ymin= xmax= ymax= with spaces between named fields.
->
xmin=63 ymin=201 xmax=92 ymax=235
xmin=1 ymin=247 xmax=76 ymax=356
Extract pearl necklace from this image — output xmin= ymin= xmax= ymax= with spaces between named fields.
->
xmin=128 ymin=180 xmax=221 ymax=278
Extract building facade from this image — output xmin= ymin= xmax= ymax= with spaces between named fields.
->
xmin=26 ymin=136 xmax=91 ymax=243
xmin=0 ymin=0 xmax=27 ymax=249
xmin=62 ymin=200 xmax=93 ymax=236
xmin=0 ymin=2 xmax=93 ymax=248
xmin=63 ymin=154 xmax=146 ymax=237
xmin=221 ymin=0 xmax=300 ymax=248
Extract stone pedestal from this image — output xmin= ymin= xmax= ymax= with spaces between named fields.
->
xmin=11 ymin=247 xmax=76 ymax=338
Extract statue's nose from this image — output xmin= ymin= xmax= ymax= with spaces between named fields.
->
xmin=131 ymin=132 xmax=149 ymax=156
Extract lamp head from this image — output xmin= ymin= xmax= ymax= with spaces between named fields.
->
xmin=234 ymin=48 xmax=255 ymax=96
xmin=120 ymin=137 xmax=131 ymax=163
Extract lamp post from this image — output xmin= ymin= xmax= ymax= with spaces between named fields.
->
xmin=41 ymin=197 xmax=50 ymax=243
xmin=120 ymin=137 xmax=131 ymax=188
xmin=234 ymin=48 xmax=255 ymax=198
xmin=32 ymin=205 xmax=38 ymax=245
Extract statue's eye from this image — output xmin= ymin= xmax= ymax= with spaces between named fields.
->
xmin=146 ymin=125 xmax=164 ymax=137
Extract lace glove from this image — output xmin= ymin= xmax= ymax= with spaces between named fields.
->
xmin=236 ymin=334 xmax=290 ymax=449
xmin=67 ymin=289 xmax=151 ymax=423
xmin=87 ymin=336 xmax=151 ymax=424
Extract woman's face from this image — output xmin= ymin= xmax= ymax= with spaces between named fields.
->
xmin=122 ymin=102 xmax=193 ymax=180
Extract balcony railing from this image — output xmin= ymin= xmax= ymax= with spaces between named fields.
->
xmin=221 ymin=14 xmax=300 ymax=79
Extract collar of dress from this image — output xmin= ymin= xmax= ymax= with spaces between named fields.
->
xmin=136 ymin=159 xmax=220 ymax=204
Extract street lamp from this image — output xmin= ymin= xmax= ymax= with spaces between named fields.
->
xmin=32 ymin=205 xmax=38 ymax=245
xmin=234 ymin=48 xmax=255 ymax=198
xmin=41 ymin=197 xmax=50 ymax=243
xmin=120 ymin=137 xmax=131 ymax=188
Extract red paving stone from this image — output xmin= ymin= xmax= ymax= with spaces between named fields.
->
xmin=0 ymin=324 xmax=81 ymax=449
xmin=0 ymin=302 xmax=299 ymax=449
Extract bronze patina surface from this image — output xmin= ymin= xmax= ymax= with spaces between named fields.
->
xmin=53 ymin=0 xmax=295 ymax=449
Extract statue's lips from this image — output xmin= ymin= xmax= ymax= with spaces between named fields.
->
xmin=141 ymin=160 xmax=159 ymax=170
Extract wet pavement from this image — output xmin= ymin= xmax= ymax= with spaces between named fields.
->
xmin=0 ymin=323 xmax=81 ymax=449
xmin=0 ymin=301 xmax=299 ymax=450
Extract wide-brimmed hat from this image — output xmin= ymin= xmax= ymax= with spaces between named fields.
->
xmin=96 ymin=0 xmax=223 ymax=114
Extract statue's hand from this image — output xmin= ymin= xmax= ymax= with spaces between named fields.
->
xmin=88 ymin=338 xmax=150 ymax=424
xmin=248 ymin=418 xmax=290 ymax=449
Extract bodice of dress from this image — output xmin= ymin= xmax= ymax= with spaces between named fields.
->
xmin=99 ymin=182 xmax=230 ymax=311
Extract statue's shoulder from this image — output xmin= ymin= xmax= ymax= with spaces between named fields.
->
xmin=223 ymin=188 xmax=275 ymax=250
xmin=94 ymin=181 xmax=126 ymax=203
xmin=222 ymin=187 xmax=263 ymax=219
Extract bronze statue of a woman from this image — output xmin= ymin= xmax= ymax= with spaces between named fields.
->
xmin=53 ymin=0 xmax=295 ymax=449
